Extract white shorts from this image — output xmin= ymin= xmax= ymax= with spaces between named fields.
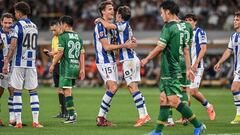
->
xmin=0 ymin=73 xmax=10 ymax=89
xmin=97 ymin=63 xmax=118 ymax=84
xmin=190 ymin=68 xmax=204 ymax=89
xmin=10 ymin=67 xmax=38 ymax=90
xmin=122 ymin=58 xmax=141 ymax=85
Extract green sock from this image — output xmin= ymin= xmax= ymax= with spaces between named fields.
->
xmin=155 ymin=106 xmax=170 ymax=133
xmin=168 ymin=108 xmax=173 ymax=118
xmin=65 ymin=96 xmax=75 ymax=116
xmin=180 ymin=91 xmax=189 ymax=105
xmin=176 ymin=102 xmax=201 ymax=128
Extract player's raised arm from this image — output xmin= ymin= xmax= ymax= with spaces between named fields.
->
xmin=95 ymin=18 xmax=116 ymax=30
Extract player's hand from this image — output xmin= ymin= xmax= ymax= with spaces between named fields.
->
xmin=49 ymin=65 xmax=55 ymax=74
xmin=94 ymin=18 xmax=101 ymax=24
xmin=124 ymin=40 xmax=136 ymax=49
xmin=79 ymin=69 xmax=85 ymax=80
xmin=214 ymin=62 xmax=221 ymax=72
xmin=186 ymin=69 xmax=195 ymax=82
xmin=2 ymin=62 xmax=8 ymax=74
xmin=191 ymin=62 xmax=198 ymax=73
xmin=141 ymin=58 xmax=149 ymax=67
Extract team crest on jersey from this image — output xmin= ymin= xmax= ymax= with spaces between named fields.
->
xmin=99 ymin=31 xmax=104 ymax=37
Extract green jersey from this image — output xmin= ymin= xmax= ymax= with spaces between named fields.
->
xmin=58 ymin=31 xmax=85 ymax=79
xmin=179 ymin=21 xmax=193 ymax=73
xmin=158 ymin=21 xmax=185 ymax=79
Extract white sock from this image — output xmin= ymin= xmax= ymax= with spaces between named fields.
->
xmin=232 ymin=91 xmax=240 ymax=115
xmin=8 ymin=96 xmax=15 ymax=122
xmin=132 ymin=91 xmax=146 ymax=118
xmin=30 ymin=91 xmax=39 ymax=123
xmin=13 ymin=92 xmax=22 ymax=124
xmin=98 ymin=90 xmax=114 ymax=117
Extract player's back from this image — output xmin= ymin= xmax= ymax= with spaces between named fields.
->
xmin=59 ymin=31 xmax=83 ymax=79
xmin=160 ymin=21 xmax=184 ymax=78
xmin=178 ymin=21 xmax=193 ymax=72
xmin=10 ymin=18 xmax=38 ymax=68
xmin=116 ymin=21 xmax=137 ymax=62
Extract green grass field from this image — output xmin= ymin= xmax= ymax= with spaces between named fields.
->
xmin=0 ymin=86 xmax=239 ymax=135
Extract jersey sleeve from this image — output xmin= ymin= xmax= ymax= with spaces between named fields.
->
xmin=199 ymin=30 xmax=207 ymax=45
xmin=228 ymin=36 xmax=233 ymax=50
xmin=96 ymin=23 xmax=107 ymax=39
xmin=9 ymin=24 xmax=18 ymax=39
xmin=58 ymin=34 xmax=65 ymax=50
xmin=157 ymin=25 xmax=169 ymax=47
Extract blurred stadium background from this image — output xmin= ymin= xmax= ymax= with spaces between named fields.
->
xmin=0 ymin=0 xmax=237 ymax=87
xmin=0 ymin=0 xmax=240 ymax=135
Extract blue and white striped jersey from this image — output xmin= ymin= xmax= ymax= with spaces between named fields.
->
xmin=228 ymin=32 xmax=240 ymax=72
xmin=0 ymin=28 xmax=11 ymax=73
xmin=10 ymin=18 xmax=38 ymax=68
xmin=191 ymin=27 xmax=207 ymax=68
xmin=116 ymin=21 xmax=137 ymax=62
xmin=93 ymin=23 xmax=116 ymax=64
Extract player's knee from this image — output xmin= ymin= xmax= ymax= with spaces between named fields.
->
xmin=168 ymin=97 xmax=180 ymax=108
xmin=231 ymin=82 xmax=240 ymax=91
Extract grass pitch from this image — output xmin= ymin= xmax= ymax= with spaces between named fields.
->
xmin=0 ymin=86 xmax=239 ymax=135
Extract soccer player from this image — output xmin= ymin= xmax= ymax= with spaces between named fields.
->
xmin=185 ymin=13 xmax=215 ymax=121
xmin=141 ymin=1 xmax=205 ymax=135
xmin=49 ymin=15 xmax=85 ymax=124
xmin=0 ymin=13 xmax=15 ymax=126
xmin=94 ymin=1 xmax=136 ymax=126
xmin=167 ymin=16 xmax=194 ymax=126
xmin=2 ymin=2 xmax=43 ymax=128
xmin=94 ymin=5 xmax=150 ymax=127
xmin=214 ymin=11 xmax=240 ymax=124
xmin=43 ymin=20 xmax=67 ymax=118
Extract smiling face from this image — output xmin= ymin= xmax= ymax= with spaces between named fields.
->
xmin=234 ymin=15 xmax=240 ymax=31
xmin=102 ymin=4 xmax=114 ymax=21
xmin=1 ymin=17 xmax=13 ymax=32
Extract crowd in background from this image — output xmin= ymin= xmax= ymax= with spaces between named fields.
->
xmin=0 ymin=0 xmax=235 ymax=87
xmin=0 ymin=0 xmax=239 ymax=30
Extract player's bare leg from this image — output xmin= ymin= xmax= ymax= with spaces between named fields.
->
xmin=191 ymin=88 xmax=215 ymax=120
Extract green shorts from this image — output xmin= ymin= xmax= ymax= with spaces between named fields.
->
xmin=179 ymin=73 xmax=190 ymax=87
xmin=59 ymin=76 xmax=76 ymax=88
xmin=159 ymin=78 xmax=182 ymax=97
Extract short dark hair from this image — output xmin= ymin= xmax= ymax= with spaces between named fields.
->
xmin=185 ymin=13 xmax=198 ymax=22
xmin=49 ymin=20 xmax=59 ymax=26
xmin=59 ymin=15 xmax=74 ymax=27
xmin=98 ymin=1 xmax=113 ymax=16
xmin=159 ymin=1 xmax=179 ymax=15
xmin=1 ymin=13 xmax=14 ymax=21
xmin=117 ymin=6 xmax=131 ymax=21
xmin=235 ymin=11 xmax=240 ymax=17
xmin=14 ymin=1 xmax=31 ymax=15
